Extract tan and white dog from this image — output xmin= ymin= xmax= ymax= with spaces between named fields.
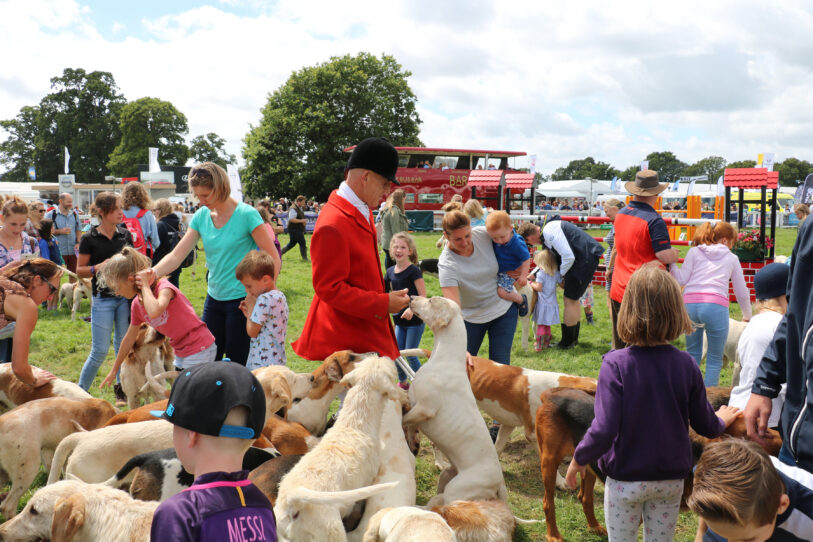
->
xmin=363 ymin=507 xmax=457 ymax=542
xmin=0 ymin=397 xmax=118 ymax=519
xmin=0 ymin=480 xmax=158 ymax=542
xmin=121 ymin=324 xmax=174 ymax=410
xmin=0 ymin=363 xmax=91 ymax=413
xmin=253 ymin=364 xmax=317 ymax=420
xmin=403 ymin=296 xmax=508 ymax=506
xmin=47 ymin=419 xmax=174 ymax=485
xmin=58 ymin=276 xmax=93 ymax=321
xmin=274 ymin=356 xmax=401 ymax=542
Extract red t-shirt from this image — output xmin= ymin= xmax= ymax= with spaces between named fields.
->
xmin=610 ymin=201 xmax=672 ymax=303
xmin=131 ymin=279 xmax=215 ymax=357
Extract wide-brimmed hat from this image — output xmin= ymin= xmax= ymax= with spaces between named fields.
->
xmin=625 ymin=170 xmax=667 ymax=196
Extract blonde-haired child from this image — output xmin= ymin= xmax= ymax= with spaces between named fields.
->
xmin=529 ymin=249 xmax=560 ymax=350
xmin=385 ymin=232 xmax=426 ymax=384
xmin=99 ymin=247 xmax=216 ymax=389
xmin=565 ymin=266 xmax=740 ymax=542
xmin=485 ymin=211 xmax=530 ymax=317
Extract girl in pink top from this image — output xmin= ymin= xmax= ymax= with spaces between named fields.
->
xmin=670 ymin=221 xmax=752 ymax=386
xmin=100 ymin=247 xmax=216 ymax=390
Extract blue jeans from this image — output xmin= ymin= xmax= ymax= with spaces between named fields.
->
xmin=78 ymin=296 xmax=130 ymax=390
xmin=464 ymin=303 xmax=518 ymax=365
xmin=686 ymin=302 xmax=730 ymax=387
xmin=202 ymin=295 xmax=249 ymax=366
xmin=394 ymin=322 xmax=425 ymax=381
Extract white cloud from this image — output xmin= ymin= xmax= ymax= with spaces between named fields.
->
xmin=1 ymin=0 xmax=812 ymax=179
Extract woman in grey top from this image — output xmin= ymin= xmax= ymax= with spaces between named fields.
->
xmin=438 ymin=210 xmax=518 ymax=365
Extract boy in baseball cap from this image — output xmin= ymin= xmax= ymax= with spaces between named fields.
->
xmin=150 ymin=362 xmax=277 ymax=542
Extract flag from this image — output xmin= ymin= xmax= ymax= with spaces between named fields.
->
xmin=610 ymin=176 xmax=618 ymax=192
xmin=226 ymin=164 xmax=243 ymax=202
xmin=528 ymin=154 xmax=537 ymax=176
xmin=757 ymin=153 xmax=764 ymax=168
xmin=670 ymin=177 xmax=681 ymax=191
xmin=148 ymin=147 xmax=160 ymax=173
xmin=28 ymin=166 xmax=36 ymax=180
xmin=802 ymin=173 xmax=813 ymax=204
xmin=64 ymin=147 xmax=70 ymax=174
xmin=687 ymin=178 xmax=696 ymax=195
xmin=763 ymin=152 xmax=775 ymax=172
xmin=640 ymin=160 xmax=649 ymax=171
xmin=717 ymin=175 xmax=724 ymax=197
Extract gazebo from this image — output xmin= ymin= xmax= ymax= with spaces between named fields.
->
xmin=723 ymin=168 xmax=778 ymax=260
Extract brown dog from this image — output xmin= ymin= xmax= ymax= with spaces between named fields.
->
xmin=0 ymin=363 xmax=91 ymax=413
xmin=121 ymin=324 xmax=174 ymax=410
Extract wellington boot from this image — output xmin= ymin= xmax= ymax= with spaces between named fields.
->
xmin=554 ymin=324 xmax=578 ymax=349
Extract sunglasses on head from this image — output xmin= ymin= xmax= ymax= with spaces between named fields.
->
xmin=190 ymin=167 xmax=212 ymax=178
xmin=39 ymin=275 xmax=57 ymax=295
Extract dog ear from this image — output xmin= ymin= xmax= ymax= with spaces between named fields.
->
xmin=51 ymin=494 xmax=86 ymax=542
xmin=325 ymin=359 xmax=344 ymax=383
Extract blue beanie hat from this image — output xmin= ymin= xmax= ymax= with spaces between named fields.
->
xmin=753 ymin=263 xmax=789 ymax=300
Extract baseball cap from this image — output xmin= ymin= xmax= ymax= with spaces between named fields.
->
xmin=151 ymin=362 xmax=266 ymax=439
xmin=346 ymin=137 xmax=400 ymax=184
xmin=753 ymin=262 xmax=790 ymax=301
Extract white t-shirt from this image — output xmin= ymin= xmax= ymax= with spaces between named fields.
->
xmin=438 ymin=227 xmax=512 ymax=323
xmin=729 ymin=310 xmax=786 ymax=428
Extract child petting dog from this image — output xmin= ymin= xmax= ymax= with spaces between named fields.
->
xmin=150 ymin=362 xmax=278 ymax=541
xmin=688 ymin=439 xmax=813 ymax=542
xmin=565 ymin=266 xmax=741 ymax=542
xmin=236 ymin=250 xmax=288 ymax=370
xmin=99 ymin=247 xmax=216 ymax=390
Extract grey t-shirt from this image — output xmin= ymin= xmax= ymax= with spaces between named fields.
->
xmin=438 ymin=226 xmax=512 ymax=323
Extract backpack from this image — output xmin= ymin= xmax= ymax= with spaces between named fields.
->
xmin=122 ymin=209 xmax=151 ymax=256
xmin=168 ymin=216 xmax=195 ymax=269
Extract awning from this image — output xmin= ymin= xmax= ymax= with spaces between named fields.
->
xmin=467 ymin=169 xmax=503 ymax=187
xmin=504 ymin=173 xmax=535 ymax=190
xmin=724 ymin=168 xmax=778 ymax=189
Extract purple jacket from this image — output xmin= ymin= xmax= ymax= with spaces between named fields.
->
xmin=151 ymin=470 xmax=276 ymax=542
xmin=573 ymin=345 xmax=725 ymax=481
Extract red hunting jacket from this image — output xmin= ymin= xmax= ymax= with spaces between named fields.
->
xmin=292 ymin=190 xmax=398 ymax=360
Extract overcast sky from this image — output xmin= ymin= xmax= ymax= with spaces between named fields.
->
xmin=2 ymin=0 xmax=812 ymax=175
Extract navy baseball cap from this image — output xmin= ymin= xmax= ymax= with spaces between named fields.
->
xmin=753 ymin=262 xmax=790 ymax=301
xmin=151 ymin=362 xmax=266 ymax=439
xmin=346 ymin=137 xmax=400 ymax=184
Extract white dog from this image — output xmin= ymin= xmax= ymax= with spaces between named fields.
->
xmin=274 ymin=356 xmax=401 ymax=542
xmin=47 ymin=419 xmax=174 ymax=485
xmin=403 ymin=296 xmax=508 ymax=506
xmin=58 ymin=277 xmax=93 ymax=321
xmin=363 ymin=507 xmax=457 ymax=541
xmin=0 ymin=480 xmax=157 ymax=542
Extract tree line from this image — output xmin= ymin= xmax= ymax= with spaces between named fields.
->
xmin=546 ymin=153 xmax=812 ymax=188
xmin=3 ymin=57 xmax=809 ymax=202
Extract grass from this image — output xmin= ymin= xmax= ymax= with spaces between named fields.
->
xmin=7 ymin=226 xmax=800 ymax=539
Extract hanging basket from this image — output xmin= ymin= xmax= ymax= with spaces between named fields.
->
xmin=733 ymin=246 xmax=764 ymax=262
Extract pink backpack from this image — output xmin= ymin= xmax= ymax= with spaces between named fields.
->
xmin=122 ymin=209 xmax=151 ymax=256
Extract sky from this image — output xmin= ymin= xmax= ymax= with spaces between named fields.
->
xmin=1 ymin=0 xmax=812 ymax=177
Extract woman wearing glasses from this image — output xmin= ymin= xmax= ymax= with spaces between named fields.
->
xmin=0 ymin=258 xmax=62 ymax=387
xmin=25 ymin=201 xmax=46 ymax=242
xmin=149 ymin=162 xmax=281 ymax=366
xmin=76 ymin=192 xmax=133 ymax=401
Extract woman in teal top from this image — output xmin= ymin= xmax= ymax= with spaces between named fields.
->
xmin=149 ymin=162 xmax=280 ymax=365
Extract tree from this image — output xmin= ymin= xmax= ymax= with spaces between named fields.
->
xmin=618 ymin=165 xmax=639 ymax=184
xmin=683 ymin=155 xmax=727 ymax=183
xmin=726 ymin=160 xmax=757 ymax=169
xmin=189 ymin=133 xmax=236 ymax=168
xmin=0 ymin=106 xmax=40 ymax=182
xmin=0 ymin=68 xmax=125 ymax=183
xmin=108 ymin=97 xmax=189 ymax=177
xmin=243 ymin=52 xmax=423 ymax=200
xmin=551 ymin=157 xmax=619 ymax=181
xmin=644 ymin=151 xmax=686 ymax=183
xmin=775 ymin=157 xmax=813 ymax=187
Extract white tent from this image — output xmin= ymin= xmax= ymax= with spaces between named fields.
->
xmin=535 ymin=179 xmax=614 ymax=199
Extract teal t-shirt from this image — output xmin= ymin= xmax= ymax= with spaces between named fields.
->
xmin=189 ymin=202 xmax=263 ymax=301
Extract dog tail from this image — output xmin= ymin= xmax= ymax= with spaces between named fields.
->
xmin=47 ymin=432 xmax=81 ymax=485
xmin=69 ymin=420 xmax=88 ymax=432
xmin=57 ymin=265 xmax=80 ymax=281
xmin=103 ymin=453 xmax=152 ymax=489
xmin=399 ymin=348 xmax=431 ymax=359
xmin=141 ymin=361 xmax=169 ymax=397
xmin=286 ymin=481 xmax=399 ymax=507
xmin=514 ymin=516 xmax=542 ymax=524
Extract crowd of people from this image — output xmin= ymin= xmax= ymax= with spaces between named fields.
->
xmin=1 ymin=136 xmax=812 ymax=541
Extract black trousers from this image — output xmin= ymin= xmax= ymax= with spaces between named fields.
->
xmin=281 ymin=228 xmax=308 ymax=260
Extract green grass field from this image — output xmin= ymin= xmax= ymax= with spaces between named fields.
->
xmin=10 ymin=226 xmax=800 ymax=539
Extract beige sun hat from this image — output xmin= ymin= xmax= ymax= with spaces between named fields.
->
xmin=625 ymin=170 xmax=668 ymax=196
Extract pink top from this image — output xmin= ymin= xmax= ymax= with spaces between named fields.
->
xmin=131 ymin=279 xmax=215 ymax=357
xmin=670 ymin=243 xmax=752 ymax=320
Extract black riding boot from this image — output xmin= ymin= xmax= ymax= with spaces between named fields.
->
xmin=555 ymin=323 xmax=578 ymax=349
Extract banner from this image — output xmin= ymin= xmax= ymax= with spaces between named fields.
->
xmin=717 ymin=175 xmax=725 ymax=197
xmin=670 ymin=178 xmax=680 ymax=191
xmin=528 ymin=154 xmax=537 ymax=176
xmin=609 ymin=176 xmax=618 ymax=193
xmin=226 ymin=164 xmax=243 ymax=202
xmin=148 ymin=147 xmax=161 ymax=173
xmin=27 ymin=166 xmax=35 ymax=180
xmin=687 ymin=178 xmax=696 ymax=195
xmin=757 ymin=153 xmax=764 ymax=168
xmin=802 ymin=173 xmax=813 ymax=204
xmin=640 ymin=160 xmax=649 ymax=171
xmin=763 ymin=153 xmax=775 ymax=172
xmin=64 ymin=147 xmax=70 ymax=175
